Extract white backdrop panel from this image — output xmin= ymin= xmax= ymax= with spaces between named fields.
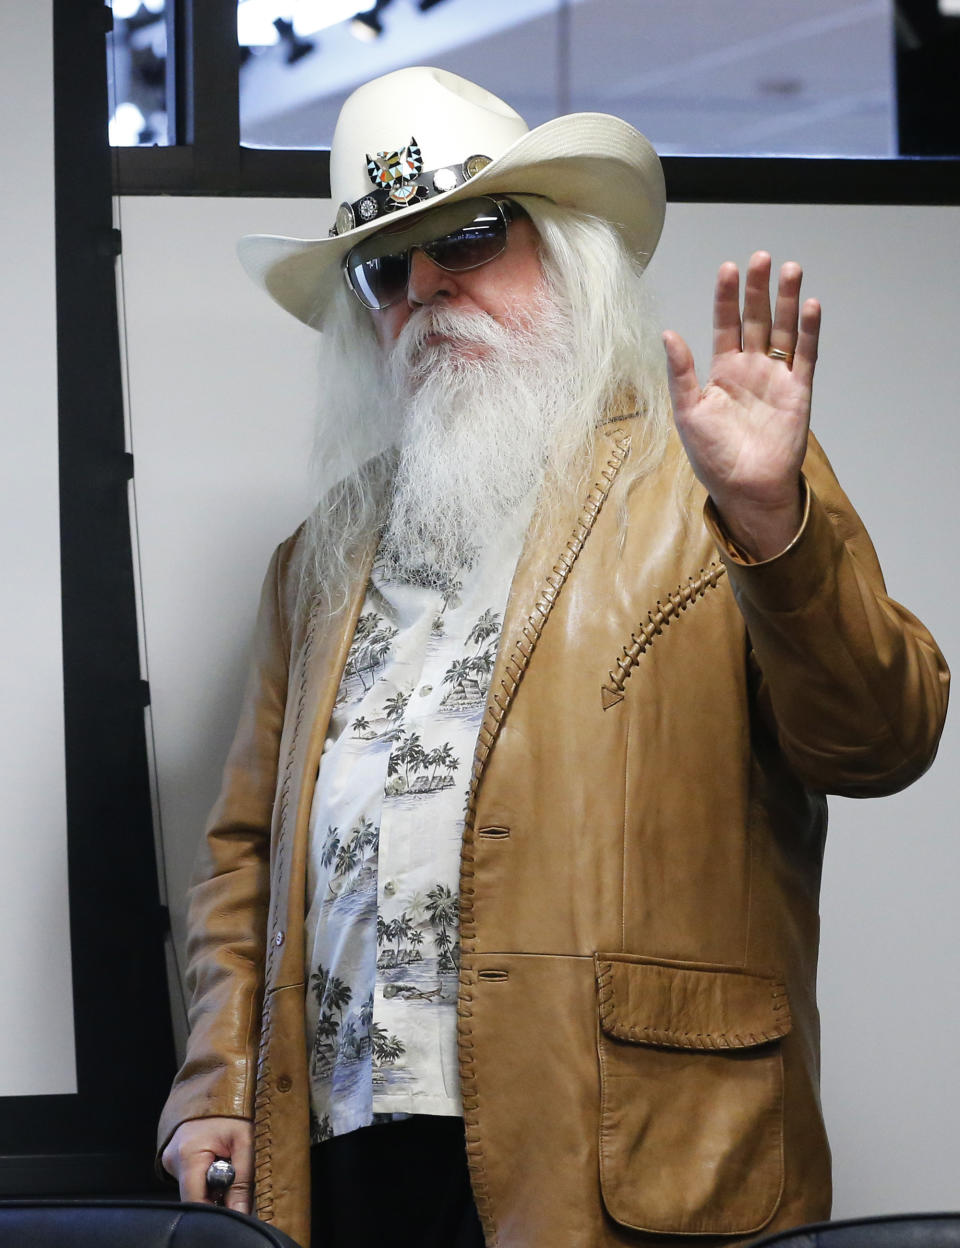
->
xmin=116 ymin=198 xmax=321 ymax=1052
xmin=119 ymin=194 xmax=958 ymax=1216
xmin=0 ymin=0 xmax=76 ymax=1098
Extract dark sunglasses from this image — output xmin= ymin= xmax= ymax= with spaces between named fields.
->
xmin=343 ymin=196 xmax=520 ymax=312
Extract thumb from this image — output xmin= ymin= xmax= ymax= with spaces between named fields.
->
xmin=662 ymin=330 xmax=702 ymax=425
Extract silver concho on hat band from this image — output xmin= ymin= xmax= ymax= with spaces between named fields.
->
xmin=432 ymin=167 xmax=458 ymax=194
xmin=335 ymin=202 xmax=355 ymax=236
xmin=358 ymin=196 xmax=379 ymax=222
xmin=463 ymin=154 xmax=492 ymax=179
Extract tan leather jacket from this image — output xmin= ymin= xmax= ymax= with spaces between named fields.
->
xmin=158 ymin=416 xmax=948 ymax=1247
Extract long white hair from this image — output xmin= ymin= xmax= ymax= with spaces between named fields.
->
xmin=299 ymin=197 xmax=672 ymax=615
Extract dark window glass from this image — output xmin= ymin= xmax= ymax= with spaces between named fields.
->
xmin=107 ymin=0 xmax=171 ymax=147
xmin=236 ymin=0 xmax=897 ymax=158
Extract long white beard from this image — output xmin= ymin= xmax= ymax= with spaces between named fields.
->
xmin=377 ymin=289 xmax=586 ymax=588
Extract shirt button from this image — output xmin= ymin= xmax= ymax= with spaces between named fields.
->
xmin=274 ymin=930 xmax=285 ymax=947
xmin=383 ymin=880 xmax=396 ymax=896
xmin=276 ymin=1075 xmax=293 ymax=1093
xmin=419 ymin=684 xmax=432 ymax=697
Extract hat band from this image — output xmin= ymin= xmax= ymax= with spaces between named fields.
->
xmin=329 ymin=154 xmax=492 ymax=237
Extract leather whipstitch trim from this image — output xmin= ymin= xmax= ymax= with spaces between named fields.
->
xmin=253 ymin=598 xmax=320 ymax=1224
xmin=595 ymin=962 xmax=792 ymax=1050
xmin=600 ymin=562 xmax=727 ymax=710
xmin=462 ymin=430 xmax=631 ymax=848
xmin=457 ymin=429 xmax=630 ymax=1244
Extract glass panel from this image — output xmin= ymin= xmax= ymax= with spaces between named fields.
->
xmin=237 ymin=0 xmax=896 ymax=157
xmin=107 ymin=0 xmax=171 ymax=147
xmin=571 ymin=0 xmax=895 ymax=157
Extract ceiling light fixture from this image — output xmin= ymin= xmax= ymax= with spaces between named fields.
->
xmin=273 ymin=16 xmax=316 ymax=64
xmin=237 ymin=0 xmax=280 ymax=47
xmin=350 ymin=12 xmax=383 ymax=40
xmin=350 ymin=1 xmax=393 ymax=41
xmin=112 ymin=0 xmax=146 ymax=19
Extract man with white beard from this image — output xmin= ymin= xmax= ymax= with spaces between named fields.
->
xmin=158 ymin=68 xmax=948 ymax=1248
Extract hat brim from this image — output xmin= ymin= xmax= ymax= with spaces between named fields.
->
xmin=237 ymin=111 xmax=665 ymax=329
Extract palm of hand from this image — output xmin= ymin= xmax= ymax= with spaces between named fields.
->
xmin=684 ymin=350 xmax=811 ymax=511
xmin=663 ymin=252 xmax=822 ymax=560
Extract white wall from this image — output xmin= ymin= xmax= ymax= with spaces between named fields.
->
xmin=118 ymin=193 xmax=959 ymax=1217
xmin=652 ymin=204 xmax=959 ymax=1216
xmin=0 ymin=0 xmax=76 ymax=1097
xmin=115 ymin=198 xmax=320 ymax=1053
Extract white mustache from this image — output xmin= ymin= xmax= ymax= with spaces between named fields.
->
xmin=390 ymin=306 xmax=515 ymax=383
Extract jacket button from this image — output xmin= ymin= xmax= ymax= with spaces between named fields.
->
xmin=274 ymin=930 xmax=285 ymax=947
xmin=276 ymin=1075 xmax=292 ymax=1093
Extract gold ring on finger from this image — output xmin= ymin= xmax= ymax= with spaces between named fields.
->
xmin=767 ymin=346 xmax=795 ymax=364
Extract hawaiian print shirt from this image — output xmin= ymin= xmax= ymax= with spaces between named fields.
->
xmin=304 ymin=519 xmax=526 ymax=1143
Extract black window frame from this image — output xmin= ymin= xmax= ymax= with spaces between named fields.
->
xmin=113 ymin=0 xmax=330 ymax=196
xmin=0 ymin=0 xmax=177 ymax=1197
xmin=112 ymin=0 xmax=960 ymax=205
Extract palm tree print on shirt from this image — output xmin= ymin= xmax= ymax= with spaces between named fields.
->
xmin=310 ymin=1109 xmax=333 ymax=1143
xmin=376 ymin=911 xmax=425 ymax=969
xmin=320 ymin=825 xmax=340 ymax=872
xmin=431 ymin=575 xmax=464 ymax=636
xmin=384 ymin=729 xmax=460 ymax=797
xmin=310 ymin=967 xmax=405 ymax=1083
xmin=439 ymin=608 xmax=501 ymax=710
xmin=336 ymin=610 xmax=398 ymax=701
xmin=379 ymin=690 xmax=410 ymax=742
xmin=310 ymin=963 xmax=352 ymax=1077
xmin=425 ymin=883 xmax=460 ymax=972
xmin=370 ymin=1021 xmax=405 ymax=1067
xmin=320 ymin=817 xmax=379 ymax=898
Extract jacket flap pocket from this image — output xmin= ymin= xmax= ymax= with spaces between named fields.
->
xmin=595 ymin=953 xmax=792 ymax=1049
xmin=594 ymin=953 xmax=791 ymax=1236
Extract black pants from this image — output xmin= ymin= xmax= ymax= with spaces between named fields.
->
xmin=310 ymin=1116 xmax=486 ymax=1247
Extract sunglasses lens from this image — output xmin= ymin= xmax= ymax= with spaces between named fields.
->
xmin=344 ymin=198 xmax=512 ymax=311
xmin=345 ymin=249 xmax=409 ymax=311
xmin=424 ymin=205 xmax=507 ymax=272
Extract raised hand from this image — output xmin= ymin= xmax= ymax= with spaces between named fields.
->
xmin=663 ymin=251 xmax=821 ymax=561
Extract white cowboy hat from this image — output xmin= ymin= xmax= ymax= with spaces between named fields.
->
xmin=238 ymin=66 xmax=665 ymax=329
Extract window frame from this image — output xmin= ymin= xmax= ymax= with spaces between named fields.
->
xmin=0 ymin=0 xmax=177 ymax=1197
xmin=111 ymin=0 xmax=960 ymax=204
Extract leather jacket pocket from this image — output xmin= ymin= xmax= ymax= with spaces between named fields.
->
xmin=594 ymin=952 xmax=792 ymax=1237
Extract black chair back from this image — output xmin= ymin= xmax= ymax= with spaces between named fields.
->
xmin=0 ymin=1200 xmax=301 ymax=1247
xmin=752 ymin=1213 xmax=960 ymax=1246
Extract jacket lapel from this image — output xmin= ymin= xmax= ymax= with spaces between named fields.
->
xmin=464 ymin=421 xmax=634 ymax=833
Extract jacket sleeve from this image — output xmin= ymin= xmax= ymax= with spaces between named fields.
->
xmin=705 ymin=434 xmax=949 ymax=798
xmin=157 ymin=542 xmax=291 ymax=1157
